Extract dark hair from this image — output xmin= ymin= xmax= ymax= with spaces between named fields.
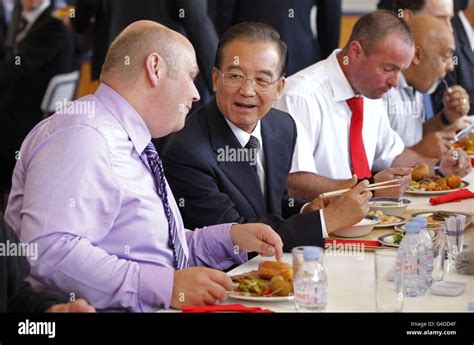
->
xmin=393 ymin=0 xmax=427 ymax=13
xmin=347 ymin=10 xmax=414 ymax=54
xmin=215 ymin=22 xmax=288 ymax=77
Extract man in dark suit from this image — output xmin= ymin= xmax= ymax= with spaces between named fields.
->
xmin=214 ymin=0 xmax=341 ymax=76
xmin=432 ymin=0 xmax=474 ymax=114
xmin=163 ymin=22 xmax=370 ymax=252
xmin=0 ymin=0 xmax=74 ymax=192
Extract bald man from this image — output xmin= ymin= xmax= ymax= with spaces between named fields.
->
xmin=5 ymin=20 xmax=284 ymax=312
xmin=383 ymin=15 xmax=469 ymax=158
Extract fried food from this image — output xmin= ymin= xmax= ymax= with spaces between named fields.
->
xmin=446 ymin=175 xmax=461 ymax=189
xmin=408 ymin=175 xmax=462 ymax=192
xmin=269 ymin=275 xmax=293 ymax=296
xmin=258 ymin=261 xmax=293 ymax=281
xmin=231 ymin=261 xmax=294 ymax=297
xmin=412 ymin=163 xmax=429 ymax=181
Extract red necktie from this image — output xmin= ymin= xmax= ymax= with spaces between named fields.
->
xmin=346 ymin=97 xmax=372 ymax=179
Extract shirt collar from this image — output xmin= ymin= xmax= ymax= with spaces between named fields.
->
xmin=22 ymin=0 xmax=50 ymax=26
xmin=95 ymin=83 xmax=151 ymax=155
xmin=326 ymin=49 xmax=359 ymax=102
xmin=224 ymin=117 xmax=262 ymax=149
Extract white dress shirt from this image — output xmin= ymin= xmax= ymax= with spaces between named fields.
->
xmin=274 ymin=49 xmax=405 ymax=180
xmin=459 ymin=11 xmax=474 ymax=52
xmin=224 ymin=118 xmax=266 ymax=196
xmin=383 ymin=73 xmax=426 ymax=147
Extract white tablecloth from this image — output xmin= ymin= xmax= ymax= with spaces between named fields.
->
xmin=227 ymin=172 xmax=474 ymax=312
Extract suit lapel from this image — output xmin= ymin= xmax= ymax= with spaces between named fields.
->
xmin=261 ymin=114 xmax=288 ymax=214
xmin=455 ymin=16 xmax=474 ymax=65
xmin=205 ymin=99 xmax=267 ymax=216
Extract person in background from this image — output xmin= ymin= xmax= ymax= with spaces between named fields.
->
xmin=383 ymin=15 xmax=470 ymax=159
xmin=5 ymin=20 xmax=283 ymax=312
xmin=214 ymin=0 xmax=341 ymax=76
xmin=274 ymin=11 xmax=471 ymax=201
xmin=0 ymin=0 xmax=74 ymax=196
xmin=432 ymin=0 xmax=474 ymax=115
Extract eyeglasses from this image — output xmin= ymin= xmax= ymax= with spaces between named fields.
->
xmin=217 ymin=69 xmax=281 ymax=92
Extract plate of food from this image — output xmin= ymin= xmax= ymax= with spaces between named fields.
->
xmin=378 ymin=230 xmax=437 ymax=247
xmin=410 ymin=211 xmax=472 ymax=227
xmin=406 ymin=163 xmax=468 ymax=195
xmin=368 ymin=210 xmax=406 ymax=228
xmin=229 ymin=261 xmax=294 ymax=302
xmin=452 ymin=131 xmax=474 ymax=156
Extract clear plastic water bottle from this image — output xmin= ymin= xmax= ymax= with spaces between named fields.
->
xmin=413 ymin=217 xmax=434 ymax=287
xmin=395 ymin=222 xmax=428 ymax=297
xmin=294 ymin=247 xmax=328 ymax=311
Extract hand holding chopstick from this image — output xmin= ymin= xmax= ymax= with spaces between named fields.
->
xmin=319 ymin=179 xmax=401 ymax=199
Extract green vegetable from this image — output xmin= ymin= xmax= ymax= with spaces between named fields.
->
xmin=393 ymin=233 xmax=404 ymax=245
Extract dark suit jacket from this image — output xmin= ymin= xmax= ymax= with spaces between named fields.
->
xmin=432 ymin=14 xmax=474 ymax=114
xmin=0 ymin=215 xmax=66 ymax=312
xmin=162 ymin=99 xmax=324 ymax=251
xmin=106 ymin=0 xmax=217 ymax=106
xmin=215 ymin=0 xmax=341 ymax=76
xmin=72 ymin=0 xmax=110 ymax=80
xmin=0 ymin=8 xmax=74 ymax=190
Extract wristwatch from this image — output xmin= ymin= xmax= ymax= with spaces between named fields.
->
xmin=434 ymin=160 xmax=444 ymax=177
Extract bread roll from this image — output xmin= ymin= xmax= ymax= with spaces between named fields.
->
xmin=412 ymin=163 xmax=429 ymax=181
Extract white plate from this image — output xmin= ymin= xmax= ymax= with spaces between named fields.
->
xmin=405 ymin=181 xmax=469 ymax=195
xmin=410 ymin=211 xmax=472 ymax=226
xmin=378 ymin=230 xmax=437 ymax=247
xmin=374 ymin=216 xmax=406 ymax=228
xmin=377 ymin=234 xmax=401 ymax=247
xmin=227 ymin=292 xmax=293 ymax=303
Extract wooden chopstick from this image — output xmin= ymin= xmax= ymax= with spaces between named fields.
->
xmin=319 ymin=184 xmax=401 ymax=199
xmin=367 ymin=179 xmax=399 ymax=188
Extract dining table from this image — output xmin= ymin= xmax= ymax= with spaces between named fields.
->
xmin=226 ymin=171 xmax=474 ymax=312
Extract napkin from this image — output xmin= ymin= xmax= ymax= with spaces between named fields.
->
xmin=181 ymin=304 xmax=273 ymax=313
xmin=429 ymin=189 xmax=474 ymax=205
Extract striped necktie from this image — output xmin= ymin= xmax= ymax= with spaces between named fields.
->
xmin=144 ymin=142 xmax=188 ymax=269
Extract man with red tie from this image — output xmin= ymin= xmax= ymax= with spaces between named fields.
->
xmin=275 ymin=10 xmax=472 ymax=201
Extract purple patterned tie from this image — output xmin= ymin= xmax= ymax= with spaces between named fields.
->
xmin=144 ymin=142 xmax=188 ymax=269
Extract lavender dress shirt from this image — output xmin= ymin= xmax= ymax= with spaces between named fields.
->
xmin=5 ymin=83 xmax=246 ymax=312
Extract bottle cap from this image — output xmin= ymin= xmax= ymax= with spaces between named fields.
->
xmin=412 ymin=217 xmax=428 ymax=228
xmin=405 ymin=222 xmax=421 ymax=234
xmin=303 ymin=246 xmax=320 ymax=261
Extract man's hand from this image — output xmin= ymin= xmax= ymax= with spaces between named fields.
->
xmin=411 ymin=131 xmax=453 ymax=158
xmin=444 ymin=117 xmax=471 ymax=133
xmin=323 ymin=180 xmax=372 ymax=233
xmin=373 ymin=167 xmax=412 ymax=197
xmin=444 ymin=86 xmax=470 ymax=123
xmin=440 ymin=149 xmax=472 ymax=177
xmin=46 ymin=299 xmax=95 ymax=313
xmin=171 ymin=267 xmax=234 ymax=308
xmin=230 ymin=223 xmax=283 ymax=261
